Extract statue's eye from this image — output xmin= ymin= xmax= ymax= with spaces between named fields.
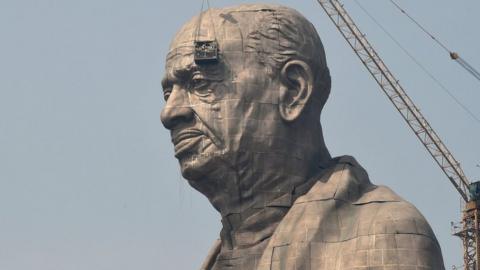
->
xmin=193 ymin=86 xmax=213 ymax=97
xmin=190 ymin=74 xmax=212 ymax=97
xmin=191 ymin=76 xmax=208 ymax=89
xmin=163 ymin=89 xmax=171 ymax=101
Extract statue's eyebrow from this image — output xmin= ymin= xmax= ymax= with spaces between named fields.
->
xmin=166 ymin=64 xmax=200 ymax=82
xmin=163 ymin=63 xmax=221 ymax=90
xmin=161 ymin=77 xmax=171 ymax=90
xmin=174 ymin=65 xmax=198 ymax=78
xmin=161 ymin=65 xmax=194 ymax=90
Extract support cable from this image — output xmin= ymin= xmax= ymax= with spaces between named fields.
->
xmin=389 ymin=0 xmax=480 ymax=83
xmin=389 ymin=0 xmax=449 ymax=53
xmin=455 ymin=55 xmax=480 ymax=82
xmin=353 ymin=0 xmax=480 ymax=125
xmin=195 ymin=0 xmax=216 ymax=40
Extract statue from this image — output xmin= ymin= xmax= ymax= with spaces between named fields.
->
xmin=160 ymin=4 xmax=445 ymax=270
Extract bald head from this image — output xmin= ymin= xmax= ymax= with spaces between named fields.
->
xmin=167 ymin=4 xmax=331 ymax=109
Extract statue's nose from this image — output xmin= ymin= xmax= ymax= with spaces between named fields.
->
xmin=160 ymin=86 xmax=194 ymax=129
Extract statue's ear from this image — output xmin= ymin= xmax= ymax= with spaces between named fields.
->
xmin=278 ymin=60 xmax=314 ymax=122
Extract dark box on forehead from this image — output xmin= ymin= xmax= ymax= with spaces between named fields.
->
xmin=194 ymin=40 xmax=219 ymax=64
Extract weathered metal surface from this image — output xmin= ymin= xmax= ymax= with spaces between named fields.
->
xmin=160 ymin=4 xmax=445 ymax=269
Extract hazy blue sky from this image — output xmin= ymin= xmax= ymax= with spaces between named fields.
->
xmin=1 ymin=0 xmax=479 ymax=269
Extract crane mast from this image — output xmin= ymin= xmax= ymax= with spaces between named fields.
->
xmin=315 ymin=0 xmax=479 ymax=269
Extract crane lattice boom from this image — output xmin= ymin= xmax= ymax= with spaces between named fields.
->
xmin=315 ymin=1 xmax=480 ymax=268
xmin=315 ymin=0 xmax=470 ymax=201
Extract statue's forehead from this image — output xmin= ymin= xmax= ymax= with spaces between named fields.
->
xmin=167 ymin=8 xmax=272 ymax=58
xmin=166 ymin=23 xmax=244 ymax=72
xmin=165 ymin=48 xmax=227 ymax=79
xmin=166 ymin=6 xmax=288 ymax=72
xmin=166 ymin=46 xmax=195 ymax=70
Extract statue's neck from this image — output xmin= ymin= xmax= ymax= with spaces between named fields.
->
xmin=192 ymin=139 xmax=332 ymax=251
xmin=213 ymin=157 xmax=331 ymax=251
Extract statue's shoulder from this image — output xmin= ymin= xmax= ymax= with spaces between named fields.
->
xmin=333 ymin=156 xmax=438 ymax=238
xmin=257 ymin=156 xmax=445 ymax=270
xmin=295 ymin=155 xmax=403 ymax=204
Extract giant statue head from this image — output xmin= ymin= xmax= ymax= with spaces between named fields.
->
xmin=161 ymin=4 xmax=331 ymax=212
xmin=160 ymin=4 xmax=445 ymax=270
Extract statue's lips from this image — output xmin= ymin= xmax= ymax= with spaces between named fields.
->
xmin=172 ymin=129 xmax=204 ymax=158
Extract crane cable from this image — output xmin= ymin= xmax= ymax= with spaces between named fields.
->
xmin=194 ymin=0 xmax=217 ymax=41
xmin=351 ymin=0 xmax=480 ymax=125
xmin=389 ymin=0 xmax=480 ymax=83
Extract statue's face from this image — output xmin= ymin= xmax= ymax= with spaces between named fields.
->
xmin=161 ymin=43 xmax=285 ymax=181
xmin=160 ymin=6 xmax=328 ymax=184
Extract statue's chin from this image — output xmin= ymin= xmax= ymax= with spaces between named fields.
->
xmin=178 ymin=152 xmax=226 ymax=182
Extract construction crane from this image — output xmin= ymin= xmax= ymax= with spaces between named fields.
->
xmin=314 ymin=0 xmax=480 ymax=269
